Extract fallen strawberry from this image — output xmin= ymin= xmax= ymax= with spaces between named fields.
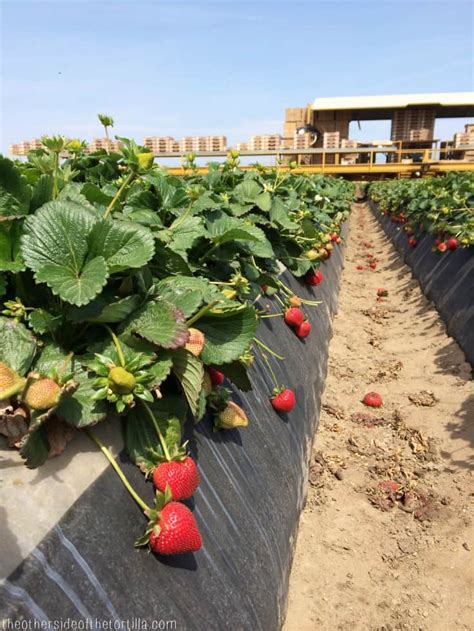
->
xmin=304 ymin=270 xmax=323 ymax=286
xmin=284 ymin=307 xmax=304 ymax=328
xmin=185 ymin=328 xmax=205 ymax=357
xmin=437 ymin=242 xmax=447 ymax=253
xmin=377 ymin=288 xmax=388 ymax=297
xmin=356 ymin=265 xmax=365 ymax=271
xmin=153 ymin=456 xmax=199 ymax=500
xmin=408 ymin=237 xmax=418 ymax=248
xmin=369 ymin=261 xmax=377 ymax=270
xmin=295 ymin=320 xmax=311 ymax=338
xmin=446 ymin=237 xmax=458 ymax=251
xmin=271 ymin=388 xmax=296 ymax=413
xmin=362 ymin=392 xmax=383 ymax=408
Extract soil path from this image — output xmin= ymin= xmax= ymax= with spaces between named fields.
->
xmin=284 ymin=203 xmax=474 ymax=631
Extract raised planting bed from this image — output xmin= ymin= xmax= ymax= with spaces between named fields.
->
xmin=0 ymin=239 xmax=347 ymax=629
xmin=370 ymin=201 xmax=474 ymax=367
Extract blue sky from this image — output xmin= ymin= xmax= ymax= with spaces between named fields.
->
xmin=1 ymin=0 xmax=473 ymax=154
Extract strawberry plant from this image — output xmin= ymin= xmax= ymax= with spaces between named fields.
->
xmin=369 ymin=173 xmax=474 ymax=249
xmin=0 ymin=128 xmax=353 ymax=555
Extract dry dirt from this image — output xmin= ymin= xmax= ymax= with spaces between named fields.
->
xmin=284 ymin=203 xmax=474 ymax=631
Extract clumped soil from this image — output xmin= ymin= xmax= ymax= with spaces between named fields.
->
xmin=284 ymin=203 xmax=473 ymax=631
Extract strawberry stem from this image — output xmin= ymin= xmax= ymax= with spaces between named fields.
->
xmin=140 ymin=400 xmax=172 ymax=462
xmin=256 ymin=347 xmax=280 ymax=390
xmin=253 ymin=337 xmax=285 ymax=360
xmin=103 ymin=171 xmax=135 ymax=220
xmin=103 ymin=325 xmax=126 ymax=367
xmin=259 ymin=313 xmax=283 ymax=319
xmin=276 ymin=280 xmax=321 ymax=306
xmin=186 ymin=300 xmax=218 ymax=327
xmin=84 ymin=429 xmax=150 ymax=513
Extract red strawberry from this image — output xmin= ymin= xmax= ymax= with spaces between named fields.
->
xmin=434 ymin=238 xmax=441 ymax=247
xmin=149 ymin=502 xmax=202 ymax=555
xmin=208 ymin=367 xmax=225 ymax=386
xmin=153 ymin=456 xmax=199 ymax=500
xmin=408 ymin=237 xmax=418 ymax=248
xmin=356 ymin=265 xmax=365 ymax=271
xmin=295 ymin=320 xmax=311 ymax=338
xmin=330 ymin=233 xmax=338 ymax=242
xmin=369 ymin=261 xmax=377 ymax=270
xmin=377 ymin=288 xmax=388 ymax=297
xmin=362 ymin=392 xmax=383 ymax=408
xmin=271 ymin=388 xmax=296 ymax=412
xmin=284 ymin=307 xmax=304 ymax=327
xmin=446 ymin=237 xmax=458 ymax=251
xmin=335 ymin=236 xmax=342 ymax=244
xmin=437 ymin=242 xmax=447 ymax=253
xmin=304 ymin=270 xmax=323 ymax=286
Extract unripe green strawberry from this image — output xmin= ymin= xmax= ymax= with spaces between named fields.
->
xmin=108 ymin=366 xmax=136 ymax=394
xmin=216 ymin=401 xmax=248 ymax=429
xmin=0 ymin=362 xmax=25 ymax=400
xmin=137 ymin=152 xmax=154 ymax=171
xmin=185 ymin=328 xmax=205 ymax=357
xmin=24 ymin=378 xmax=61 ymax=411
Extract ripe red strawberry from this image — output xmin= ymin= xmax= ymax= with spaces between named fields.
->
xmin=185 ymin=328 xmax=205 ymax=357
xmin=149 ymin=502 xmax=202 ymax=556
xmin=407 ymin=237 xmax=418 ymax=248
xmin=271 ymin=388 xmax=296 ymax=412
xmin=153 ymin=456 xmax=199 ymax=500
xmin=356 ymin=265 xmax=365 ymax=271
xmin=362 ymin=392 xmax=383 ymax=408
xmin=369 ymin=261 xmax=377 ymax=270
xmin=446 ymin=237 xmax=458 ymax=251
xmin=208 ymin=367 xmax=225 ymax=386
xmin=304 ymin=270 xmax=323 ymax=286
xmin=330 ymin=233 xmax=338 ymax=242
xmin=335 ymin=236 xmax=342 ymax=244
xmin=377 ymin=288 xmax=388 ymax=297
xmin=434 ymin=238 xmax=441 ymax=247
xmin=284 ymin=307 xmax=304 ymax=327
xmin=295 ymin=320 xmax=311 ymax=338
xmin=437 ymin=242 xmax=447 ymax=253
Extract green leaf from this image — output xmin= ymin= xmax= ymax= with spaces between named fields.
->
xmin=21 ymin=200 xmax=108 ymax=306
xmin=28 ymin=309 xmax=62 ymax=334
xmin=0 ymin=156 xmax=31 ymax=218
xmin=171 ymin=349 xmax=204 ymax=417
xmin=81 ymin=183 xmax=114 ymax=207
xmin=0 ymin=316 xmax=37 ymax=375
xmin=0 ymin=223 xmax=25 ymax=272
xmin=88 ymin=219 xmax=155 ymax=273
xmin=270 ymin=198 xmax=299 ymax=229
xmin=219 ymin=360 xmax=252 ymax=391
xmin=34 ymin=342 xmax=73 ymax=377
xmin=30 ymin=174 xmax=53 ymax=211
xmin=56 ymin=369 xmax=107 ymax=428
xmin=92 ymin=295 xmax=142 ymax=323
xmin=156 ymin=276 xmax=219 ymax=318
xmin=19 ymin=426 xmax=50 ymax=469
xmin=123 ymin=298 xmax=189 ymax=349
xmin=168 ymin=216 xmax=207 ymax=257
xmin=255 ymin=191 xmax=272 ymax=212
xmin=148 ymin=354 xmax=173 ymax=386
xmin=199 ymin=305 xmax=257 ymax=365
xmin=124 ymin=398 xmax=184 ymax=470
xmin=234 ymin=179 xmax=262 ymax=202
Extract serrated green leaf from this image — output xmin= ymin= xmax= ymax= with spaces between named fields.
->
xmin=0 ymin=223 xmax=25 ymax=272
xmin=234 ymin=179 xmax=262 ymax=202
xmin=88 ymin=219 xmax=155 ymax=273
xmin=218 ymin=360 xmax=252 ymax=391
xmin=270 ymin=197 xmax=299 ymax=229
xmin=156 ymin=276 xmax=219 ymax=318
xmin=92 ymin=295 xmax=142 ymax=323
xmin=81 ymin=183 xmax=113 ymax=207
xmin=56 ymin=369 xmax=107 ymax=428
xmin=199 ymin=305 xmax=257 ymax=365
xmin=30 ymin=174 xmax=53 ymax=211
xmin=148 ymin=354 xmax=173 ymax=386
xmin=0 ymin=316 xmax=37 ymax=375
xmin=168 ymin=216 xmax=207 ymax=257
xmin=123 ymin=298 xmax=189 ymax=349
xmin=0 ymin=156 xmax=31 ymax=218
xmin=19 ymin=426 xmax=50 ymax=469
xmin=171 ymin=348 xmax=204 ymax=417
xmin=28 ymin=309 xmax=62 ymax=334
xmin=21 ymin=200 xmax=109 ymax=306
xmin=34 ymin=342 xmax=73 ymax=377
xmin=255 ymin=191 xmax=272 ymax=212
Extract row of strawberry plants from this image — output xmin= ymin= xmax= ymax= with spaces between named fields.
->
xmin=0 ymin=133 xmax=353 ymax=556
xmin=369 ymin=173 xmax=474 ymax=252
